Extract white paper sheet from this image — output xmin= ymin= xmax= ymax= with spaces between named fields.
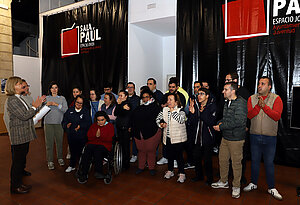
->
xmin=33 ymin=105 xmax=51 ymax=125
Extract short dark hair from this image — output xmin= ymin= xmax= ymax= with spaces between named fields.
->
xmin=127 ymin=82 xmax=135 ymax=88
xmin=73 ymin=86 xmax=82 ymax=92
xmin=141 ymin=88 xmax=153 ymax=98
xmin=75 ymin=94 xmax=84 ymax=102
xmin=194 ymin=81 xmax=200 ymax=85
xmin=198 ymin=88 xmax=210 ymax=96
xmin=147 ymin=78 xmax=157 ymax=85
xmin=48 ymin=81 xmax=60 ymax=96
xmin=200 ymin=81 xmax=209 ymax=86
xmin=225 ymin=82 xmax=238 ymax=92
xmin=140 ymin=85 xmax=149 ymax=93
xmin=119 ymin=89 xmax=128 ymax=97
xmin=229 ymin=72 xmax=239 ymax=81
xmin=169 ymin=77 xmax=179 ymax=86
xmin=260 ymin=76 xmax=272 ymax=87
xmin=168 ymin=93 xmax=182 ymax=108
xmin=95 ymin=111 xmax=110 ymax=122
xmin=103 ymin=82 xmax=113 ymax=89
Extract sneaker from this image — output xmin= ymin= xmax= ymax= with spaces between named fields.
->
xmin=211 ymin=180 xmax=229 ymax=189
xmin=157 ymin=157 xmax=168 ymax=165
xmin=135 ymin=168 xmax=144 ymax=175
xmin=213 ymin=146 xmax=219 ymax=154
xmin=66 ymin=153 xmax=71 ymax=160
xmin=65 ymin=166 xmax=75 ymax=173
xmin=184 ymin=163 xmax=195 ymax=170
xmin=177 ymin=173 xmax=186 ymax=183
xmin=232 ymin=187 xmax=241 ymax=198
xmin=268 ymin=188 xmax=283 ymax=200
xmin=77 ymin=176 xmax=87 ymax=184
xmin=58 ymin=159 xmax=65 ymax=166
xmin=243 ymin=183 xmax=257 ymax=192
xmin=103 ymin=158 xmax=108 ymax=165
xmin=47 ymin=162 xmax=55 ymax=170
xmin=174 ymin=160 xmax=178 ymax=168
xmin=164 ymin=171 xmax=174 ymax=179
xmin=130 ymin=155 xmax=137 ymax=163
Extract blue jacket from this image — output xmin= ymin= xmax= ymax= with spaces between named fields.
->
xmin=62 ymin=107 xmax=91 ymax=141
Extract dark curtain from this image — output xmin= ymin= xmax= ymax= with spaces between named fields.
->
xmin=42 ymin=0 xmax=128 ymax=100
xmin=177 ymin=0 xmax=300 ymax=166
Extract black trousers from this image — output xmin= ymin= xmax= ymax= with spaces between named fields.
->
xmin=68 ymin=137 xmax=86 ymax=168
xmin=78 ymin=144 xmax=108 ymax=177
xmin=166 ymin=138 xmax=185 ymax=174
xmin=193 ymin=144 xmax=213 ymax=182
xmin=11 ymin=142 xmax=29 ymax=189
xmin=117 ymin=128 xmax=130 ymax=169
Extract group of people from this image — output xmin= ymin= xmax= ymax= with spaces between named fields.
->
xmin=4 ymin=73 xmax=283 ymax=201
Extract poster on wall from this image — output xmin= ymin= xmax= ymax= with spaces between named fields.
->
xmin=42 ymin=0 xmax=128 ymax=100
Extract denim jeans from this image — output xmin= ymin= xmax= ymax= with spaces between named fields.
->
xmin=250 ymin=134 xmax=277 ymax=189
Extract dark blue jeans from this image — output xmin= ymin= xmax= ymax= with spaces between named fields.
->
xmin=250 ymin=134 xmax=277 ymax=189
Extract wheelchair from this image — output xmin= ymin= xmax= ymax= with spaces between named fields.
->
xmin=76 ymin=138 xmax=122 ymax=185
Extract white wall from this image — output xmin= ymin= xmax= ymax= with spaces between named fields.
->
xmin=13 ymin=55 xmax=41 ymax=100
xmin=162 ymin=36 xmax=176 ymax=92
xmin=129 ymin=0 xmax=176 ymax=23
xmin=128 ymin=24 xmax=163 ymax=94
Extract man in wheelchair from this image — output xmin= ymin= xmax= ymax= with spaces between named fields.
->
xmin=77 ymin=111 xmax=114 ymax=184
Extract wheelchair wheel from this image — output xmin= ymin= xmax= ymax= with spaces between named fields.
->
xmin=113 ymin=142 xmax=122 ymax=175
xmin=104 ymin=175 xmax=112 ymax=184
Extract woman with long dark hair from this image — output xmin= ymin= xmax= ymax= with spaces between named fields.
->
xmin=88 ymin=89 xmax=103 ymax=123
xmin=44 ymin=81 xmax=68 ymax=170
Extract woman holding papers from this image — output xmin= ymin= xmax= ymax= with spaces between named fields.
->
xmin=44 ymin=82 xmax=68 ymax=170
xmin=5 ymin=76 xmax=45 ymax=194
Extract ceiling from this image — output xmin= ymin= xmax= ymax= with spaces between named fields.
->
xmin=132 ymin=16 xmax=176 ymax=37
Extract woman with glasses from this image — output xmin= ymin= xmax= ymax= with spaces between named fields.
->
xmin=62 ymin=95 xmax=91 ymax=173
xmin=44 ymin=82 xmax=68 ymax=170
xmin=77 ymin=111 xmax=114 ymax=184
xmin=131 ymin=88 xmax=161 ymax=175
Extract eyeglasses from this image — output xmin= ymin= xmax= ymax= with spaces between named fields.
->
xmin=147 ymin=83 xmax=153 ymax=85
xmin=225 ymin=79 xmax=232 ymax=82
xmin=104 ymin=88 xmax=111 ymax=91
xmin=75 ymin=101 xmax=83 ymax=105
xmin=142 ymin=96 xmax=150 ymax=99
xmin=197 ymin=92 xmax=206 ymax=96
xmin=194 ymin=86 xmax=200 ymax=89
xmin=127 ymin=86 xmax=134 ymax=89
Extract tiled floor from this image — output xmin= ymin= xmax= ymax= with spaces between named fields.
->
xmin=0 ymin=128 xmax=299 ymax=205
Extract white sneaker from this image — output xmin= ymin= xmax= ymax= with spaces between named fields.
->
xmin=177 ymin=173 xmax=186 ymax=183
xmin=65 ymin=166 xmax=75 ymax=173
xmin=268 ymin=188 xmax=283 ymax=200
xmin=232 ymin=187 xmax=240 ymax=198
xmin=58 ymin=159 xmax=65 ymax=166
xmin=243 ymin=183 xmax=257 ymax=192
xmin=174 ymin=160 xmax=178 ymax=168
xmin=48 ymin=162 xmax=55 ymax=170
xmin=211 ymin=180 xmax=229 ymax=189
xmin=164 ymin=171 xmax=174 ymax=179
xmin=157 ymin=157 xmax=168 ymax=165
xmin=66 ymin=153 xmax=71 ymax=160
xmin=130 ymin=155 xmax=137 ymax=163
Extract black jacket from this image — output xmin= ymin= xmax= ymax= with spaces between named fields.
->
xmin=131 ymin=101 xmax=160 ymax=140
xmin=128 ymin=93 xmax=140 ymax=111
xmin=115 ymin=100 xmax=132 ymax=129
xmin=187 ymin=98 xmax=217 ymax=146
xmin=219 ymin=97 xmax=247 ymax=141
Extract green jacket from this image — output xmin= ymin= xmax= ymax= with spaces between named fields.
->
xmin=219 ymin=97 xmax=247 ymax=141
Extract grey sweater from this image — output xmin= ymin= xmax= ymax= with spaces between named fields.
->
xmin=44 ymin=95 xmax=68 ymax=124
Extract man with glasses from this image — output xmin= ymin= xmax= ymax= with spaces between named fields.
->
xmin=126 ymin=82 xmax=140 ymax=163
xmin=188 ymin=88 xmax=216 ymax=185
xmin=147 ymin=78 xmax=164 ymax=105
xmin=100 ymin=82 xmax=118 ymax=101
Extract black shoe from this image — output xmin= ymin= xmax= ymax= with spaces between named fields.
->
xmin=77 ymin=177 xmax=88 ymax=184
xmin=205 ymin=180 xmax=212 ymax=186
xmin=23 ymin=170 xmax=31 ymax=176
xmin=21 ymin=184 xmax=32 ymax=190
xmin=135 ymin=169 xmax=144 ymax=175
xmin=191 ymin=176 xmax=203 ymax=182
xmin=149 ymin=169 xmax=156 ymax=176
xmin=11 ymin=186 xmax=30 ymax=194
xmin=94 ymin=172 xmax=105 ymax=179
